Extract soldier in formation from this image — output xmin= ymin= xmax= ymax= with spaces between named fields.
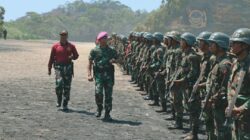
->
xmin=111 ymin=28 xmax=250 ymax=140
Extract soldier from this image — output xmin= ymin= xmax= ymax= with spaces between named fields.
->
xmin=147 ymin=32 xmax=164 ymax=105
xmin=204 ymin=32 xmax=232 ymax=139
xmin=153 ymin=32 xmax=171 ymax=113
xmin=48 ymin=30 xmax=79 ymax=111
xmin=226 ymin=28 xmax=250 ymax=140
xmin=140 ymin=33 xmax=154 ymax=96
xmin=129 ymin=32 xmax=141 ymax=83
xmin=170 ymin=32 xmax=200 ymax=129
xmin=184 ymin=31 xmax=213 ymax=140
xmin=88 ymin=31 xmax=117 ymax=121
xmin=110 ymin=32 xmax=118 ymax=47
xmin=165 ymin=31 xmax=182 ymax=120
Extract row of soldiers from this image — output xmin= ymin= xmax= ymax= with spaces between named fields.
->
xmin=109 ymin=28 xmax=250 ymax=140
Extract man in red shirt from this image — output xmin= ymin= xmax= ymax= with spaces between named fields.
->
xmin=48 ymin=30 xmax=79 ymax=111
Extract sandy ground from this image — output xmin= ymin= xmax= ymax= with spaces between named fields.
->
xmin=0 ymin=39 xmax=206 ymax=140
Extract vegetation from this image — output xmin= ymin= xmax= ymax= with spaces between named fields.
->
xmin=135 ymin=0 xmax=250 ymax=35
xmin=5 ymin=0 xmax=147 ymax=41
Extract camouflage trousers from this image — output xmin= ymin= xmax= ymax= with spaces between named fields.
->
xmin=54 ymin=63 xmax=73 ymax=107
xmin=235 ymin=112 xmax=250 ymax=140
xmin=170 ymin=87 xmax=183 ymax=119
xmin=212 ymin=104 xmax=232 ymax=140
xmin=156 ymin=77 xmax=166 ymax=106
xmin=94 ymin=72 xmax=114 ymax=113
xmin=203 ymin=108 xmax=216 ymax=140
xmin=189 ymin=97 xmax=201 ymax=136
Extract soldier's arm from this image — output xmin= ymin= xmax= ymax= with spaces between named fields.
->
xmin=88 ymin=49 xmax=95 ymax=81
xmin=88 ymin=60 xmax=93 ymax=76
xmin=48 ymin=45 xmax=55 ymax=75
xmin=219 ymin=62 xmax=232 ymax=95
xmin=71 ymin=44 xmax=79 ymax=60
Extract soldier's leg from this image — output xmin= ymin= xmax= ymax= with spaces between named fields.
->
xmin=168 ymin=89 xmax=176 ymax=120
xmin=203 ymin=109 xmax=216 ymax=140
xmin=156 ymin=79 xmax=166 ymax=112
xmin=62 ymin=72 xmax=72 ymax=109
xmin=103 ymin=81 xmax=113 ymax=120
xmin=149 ymin=81 xmax=159 ymax=106
xmin=55 ymin=67 xmax=63 ymax=107
xmin=144 ymin=75 xmax=153 ymax=100
xmin=185 ymin=100 xmax=201 ymax=140
xmin=213 ymin=108 xmax=232 ymax=140
xmin=95 ymin=81 xmax=104 ymax=117
xmin=237 ymin=113 xmax=250 ymax=140
xmin=172 ymin=87 xmax=184 ymax=128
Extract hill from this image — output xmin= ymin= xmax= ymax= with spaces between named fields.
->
xmin=6 ymin=0 xmax=147 ymax=41
xmin=135 ymin=0 xmax=250 ymax=34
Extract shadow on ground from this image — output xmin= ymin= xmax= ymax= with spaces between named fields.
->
xmin=102 ymin=118 xmax=142 ymax=126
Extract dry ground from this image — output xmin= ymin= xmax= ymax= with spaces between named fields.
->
xmin=0 ymin=39 xmax=206 ymax=140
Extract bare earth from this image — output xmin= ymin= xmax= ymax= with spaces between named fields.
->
xmin=0 ymin=40 xmax=206 ymax=140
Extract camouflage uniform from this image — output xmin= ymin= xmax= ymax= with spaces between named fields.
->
xmin=48 ymin=34 xmax=79 ymax=110
xmin=205 ymin=32 xmax=232 ymax=140
xmin=166 ymin=31 xmax=182 ymax=119
xmin=141 ymin=33 xmax=154 ymax=95
xmin=227 ymin=28 xmax=250 ymax=140
xmin=89 ymin=45 xmax=117 ymax=117
xmin=148 ymin=32 xmax=164 ymax=105
xmin=185 ymin=31 xmax=213 ymax=140
xmin=174 ymin=32 xmax=200 ymax=129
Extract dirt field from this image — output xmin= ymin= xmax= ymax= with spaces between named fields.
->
xmin=0 ymin=40 xmax=206 ymax=140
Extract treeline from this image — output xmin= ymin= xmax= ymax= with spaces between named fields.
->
xmin=135 ymin=0 xmax=250 ymax=34
xmin=5 ymin=0 xmax=148 ymax=41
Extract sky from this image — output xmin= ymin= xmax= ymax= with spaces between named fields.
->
xmin=0 ymin=0 xmax=162 ymax=21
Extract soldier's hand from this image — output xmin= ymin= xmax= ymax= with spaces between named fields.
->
xmin=88 ymin=75 xmax=93 ymax=82
xmin=231 ymin=107 xmax=244 ymax=117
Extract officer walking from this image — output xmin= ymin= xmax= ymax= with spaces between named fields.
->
xmin=48 ymin=30 xmax=79 ymax=111
xmin=88 ymin=31 xmax=117 ymax=121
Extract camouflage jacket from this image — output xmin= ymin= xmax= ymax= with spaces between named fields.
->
xmin=228 ymin=53 xmax=250 ymax=110
xmin=176 ymin=48 xmax=201 ymax=86
xmin=89 ymin=45 xmax=117 ymax=77
xmin=200 ymin=53 xmax=216 ymax=84
xmin=206 ymin=54 xmax=232 ymax=101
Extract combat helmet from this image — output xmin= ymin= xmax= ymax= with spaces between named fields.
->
xmin=181 ymin=32 xmax=196 ymax=46
xmin=208 ymin=32 xmax=230 ymax=50
xmin=112 ymin=32 xmax=117 ymax=37
xmin=168 ymin=31 xmax=181 ymax=42
xmin=153 ymin=32 xmax=164 ymax=42
xmin=197 ymin=31 xmax=212 ymax=44
xmin=144 ymin=33 xmax=154 ymax=41
xmin=230 ymin=28 xmax=250 ymax=45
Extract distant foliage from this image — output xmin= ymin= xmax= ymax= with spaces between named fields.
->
xmin=135 ymin=0 xmax=250 ymax=34
xmin=6 ymin=0 xmax=147 ymax=41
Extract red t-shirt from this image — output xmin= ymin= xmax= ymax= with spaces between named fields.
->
xmin=48 ymin=42 xmax=79 ymax=69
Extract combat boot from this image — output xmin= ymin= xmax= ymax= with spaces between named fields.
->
xmin=95 ymin=95 xmax=103 ymax=118
xmin=95 ymin=105 xmax=103 ymax=118
xmin=169 ymin=117 xmax=183 ymax=129
xmin=148 ymin=96 xmax=159 ymax=106
xmin=103 ymin=111 xmax=112 ymax=121
xmin=143 ymin=95 xmax=152 ymax=100
xmin=62 ymin=101 xmax=68 ymax=111
xmin=148 ymin=101 xmax=160 ymax=106
xmin=184 ymin=133 xmax=198 ymax=140
xmin=156 ymin=102 xmax=167 ymax=113
xmin=56 ymin=92 xmax=62 ymax=107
